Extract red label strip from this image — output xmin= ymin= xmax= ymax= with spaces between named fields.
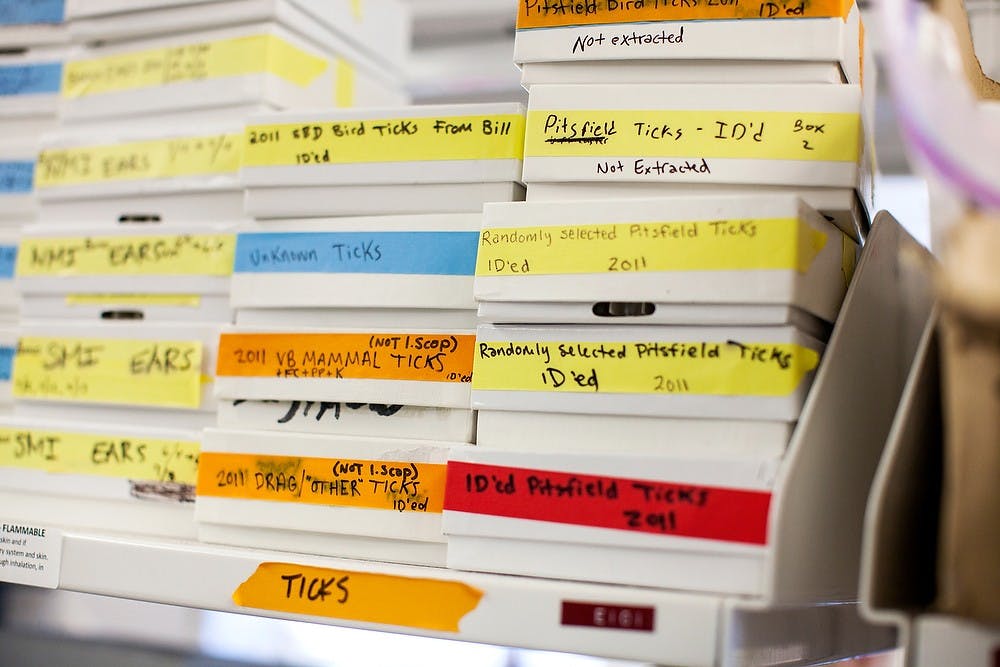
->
xmin=561 ymin=601 xmax=655 ymax=632
xmin=445 ymin=461 xmax=771 ymax=546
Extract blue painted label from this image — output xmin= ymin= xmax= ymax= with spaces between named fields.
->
xmin=0 ymin=0 xmax=65 ymax=25
xmin=0 ymin=246 xmax=16 ymax=279
xmin=0 ymin=161 xmax=33 ymax=194
xmin=0 ymin=62 xmax=62 ymax=96
xmin=234 ymin=231 xmax=479 ymax=276
xmin=0 ymin=346 xmax=13 ymax=382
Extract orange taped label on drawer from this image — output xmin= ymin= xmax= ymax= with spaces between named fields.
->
xmin=216 ymin=333 xmax=475 ymax=383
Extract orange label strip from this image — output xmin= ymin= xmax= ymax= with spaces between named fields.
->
xmin=233 ymin=562 xmax=483 ymax=632
xmin=216 ymin=333 xmax=475 ymax=383
xmin=197 ymin=453 xmax=447 ymax=513
xmin=517 ymin=0 xmax=852 ymax=28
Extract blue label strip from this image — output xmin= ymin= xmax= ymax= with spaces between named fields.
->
xmin=0 ymin=0 xmax=65 ymax=25
xmin=0 ymin=161 xmax=33 ymax=194
xmin=0 ymin=246 xmax=16 ymax=279
xmin=234 ymin=231 xmax=479 ymax=276
xmin=0 ymin=346 xmax=13 ymax=382
xmin=0 ymin=62 xmax=62 ymax=96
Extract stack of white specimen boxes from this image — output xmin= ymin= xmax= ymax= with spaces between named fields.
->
xmin=441 ymin=1 xmax=876 ymax=601
xmin=197 ymin=103 xmax=526 ymax=566
xmin=399 ymin=0 xmax=522 ymax=104
xmin=0 ymin=2 xmax=73 ymax=407
xmin=60 ymin=0 xmax=408 ymax=125
xmin=0 ymin=0 xmax=410 ymax=539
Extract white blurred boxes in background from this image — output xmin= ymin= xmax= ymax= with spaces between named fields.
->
xmin=514 ymin=0 xmax=864 ymax=86
xmin=0 ymin=46 xmax=68 ymax=140
xmin=58 ymin=18 xmax=405 ymax=125
xmin=0 ymin=0 xmax=70 ymax=47
xmin=65 ymin=0 xmax=411 ymax=73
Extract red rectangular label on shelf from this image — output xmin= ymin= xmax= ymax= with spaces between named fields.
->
xmin=444 ymin=461 xmax=772 ymax=545
xmin=561 ymin=601 xmax=655 ymax=632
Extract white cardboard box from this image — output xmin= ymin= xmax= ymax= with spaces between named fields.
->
xmin=236 ymin=306 xmax=478 ymax=330
xmin=0 ymin=233 xmax=18 ymax=314
xmin=231 ymin=214 xmax=479 ymax=310
xmin=197 ymin=428 xmax=466 ymax=565
xmin=35 ymin=122 xmax=246 ymax=223
xmin=476 ymin=410 xmax=791 ymax=460
xmin=66 ymin=0 xmax=411 ymax=73
xmin=0 ymin=140 xmax=40 ymax=222
xmin=477 ymin=301 xmax=832 ymax=341
xmin=522 ymin=83 xmax=864 ymax=189
xmin=19 ymin=294 xmax=232 ymax=323
xmin=477 ymin=195 xmax=855 ymax=324
xmin=247 ymin=182 xmax=525 ymax=220
xmin=241 ymin=103 xmax=525 ymax=218
xmin=218 ymin=399 xmax=476 ymax=443
xmin=0 ymin=46 xmax=67 ymax=140
xmin=16 ymin=222 xmax=235 ymax=297
xmin=59 ymin=21 xmax=406 ymax=123
xmin=525 ymin=181 xmax=868 ymax=244
xmin=16 ymin=222 xmax=235 ymax=322
xmin=520 ymin=60 xmax=846 ymax=86
xmin=0 ymin=1 xmax=69 ymax=47
xmin=214 ymin=325 xmax=475 ymax=409
xmin=242 ymin=103 xmax=524 ymax=187
xmin=0 ymin=327 xmax=15 ymax=405
xmin=0 ymin=415 xmax=200 ymax=537
xmin=443 ymin=447 xmax=779 ymax=595
xmin=13 ymin=319 xmax=220 ymax=414
xmin=472 ymin=323 xmax=825 ymax=421
xmin=514 ymin=2 xmax=864 ymax=84
xmin=11 ymin=401 xmax=218 ymax=430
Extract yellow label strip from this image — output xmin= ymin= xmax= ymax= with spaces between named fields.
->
xmin=35 ymin=135 xmax=243 ymax=188
xmin=517 ymin=0 xmax=854 ymax=28
xmin=0 ymin=427 xmax=199 ymax=485
xmin=525 ymin=110 xmax=861 ymax=162
xmin=197 ymin=453 xmax=446 ymax=513
xmin=18 ymin=234 xmax=235 ymax=277
xmin=65 ymin=295 xmax=203 ymax=308
xmin=62 ymin=34 xmax=329 ymax=98
xmin=476 ymin=218 xmax=827 ymax=277
xmin=473 ymin=340 xmax=820 ymax=397
xmin=233 ymin=562 xmax=483 ymax=632
xmin=242 ymin=114 xmax=526 ymax=167
xmin=13 ymin=336 xmax=204 ymax=409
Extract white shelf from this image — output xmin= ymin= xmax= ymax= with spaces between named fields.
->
xmin=860 ymin=311 xmax=1000 ymax=667
xmin=911 ymin=616 xmax=1000 ymax=667
xmin=43 ymin=528 xmax=895 ymax=667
